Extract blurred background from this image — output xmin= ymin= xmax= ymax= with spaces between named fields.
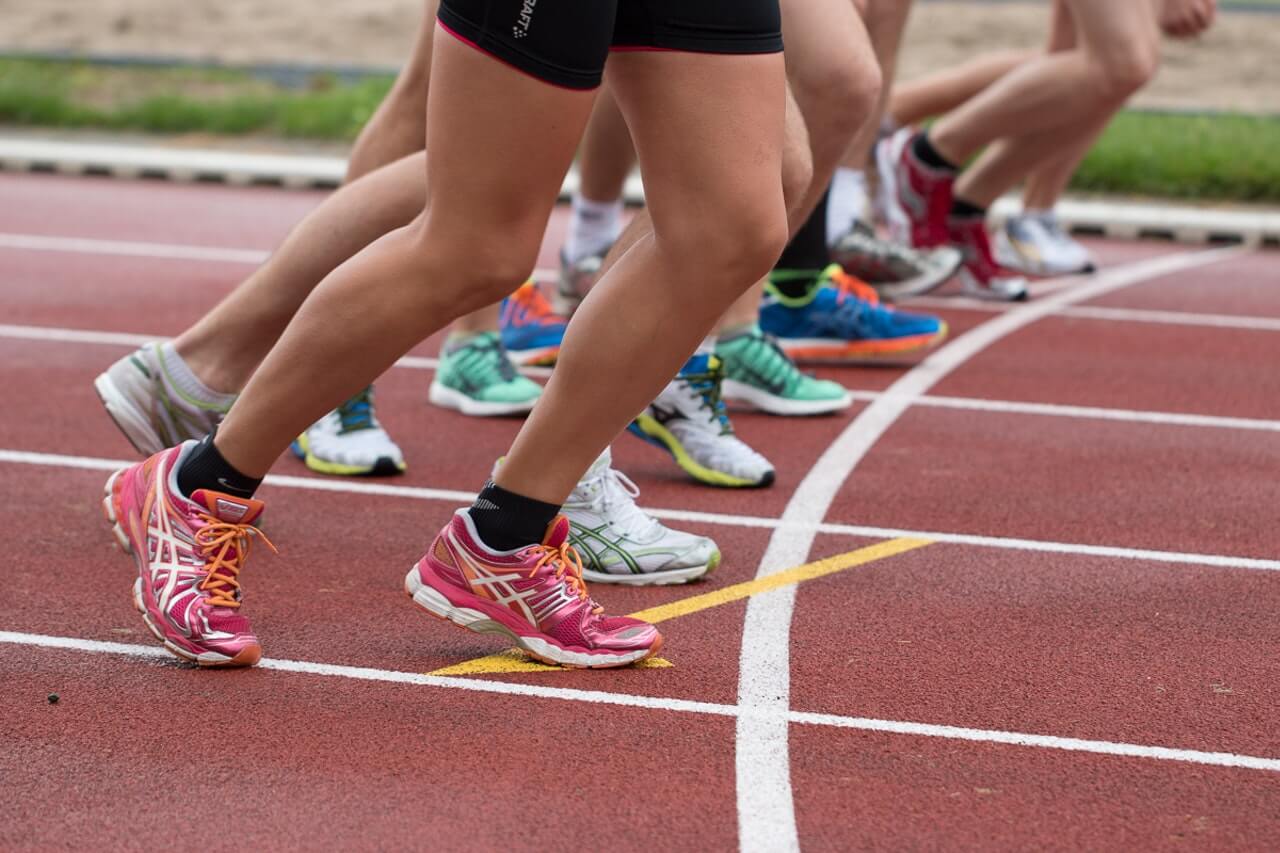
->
xmin=0 ymin=0 xmax=1276 ymax=202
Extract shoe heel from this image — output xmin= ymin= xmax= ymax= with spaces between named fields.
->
xmin=405 ymin=567 xmax=494 ymax=631
xmin=102 ymin=470 xmax=133 ymax=554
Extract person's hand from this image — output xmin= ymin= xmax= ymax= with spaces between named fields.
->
xmin=1160 ymin=0 xmax=1216 ymax=39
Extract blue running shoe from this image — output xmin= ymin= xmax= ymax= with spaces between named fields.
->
xmin=760 ymin=264 xmax=948 ymax=362
xmin=500 ymin=281 xmax=567 ymax=367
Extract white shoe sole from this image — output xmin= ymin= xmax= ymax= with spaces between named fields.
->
xmin=404 ymin=568 xmax=653 ymax=668
xmin=428 ymin=381 xmax=538 ymax=417
xmin=722 ymin=378 xmax=851 ymax=416
xmin=582 ymin=562 xmax=713 ymax=587
xmin=94 ymin=371 xmax=165 ymax=456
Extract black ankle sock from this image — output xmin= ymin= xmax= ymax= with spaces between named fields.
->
xmin=776 ymin=188 xmax=832 ymax=272
xmin=177 ymin=433 xmax=263 ymax=499
xmin=469 ymin=481 xmax=561 ymax=552
xmin=912 ymin=132 xmax=958 ymax=173
xmin=949 ymin=197 xmax=987 ymax=220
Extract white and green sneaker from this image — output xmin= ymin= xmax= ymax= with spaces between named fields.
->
xmin=567 ymin=449 xmax=721 ymax=585
xmin=716 ymin=325 xmax=852 ymax=416
xmin=94 ymin=342 xmax=233 ymax=455
xmin=291 ymin=386 xmax=406 ymax=477
xmin=428 ymin=331 xmax=543 ymax=417
xmin=629 ymin=353 xmax=775 ymax=488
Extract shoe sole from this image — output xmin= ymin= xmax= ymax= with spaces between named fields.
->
xmin=94 ymin=371 xmax=165 ymax=457
xmin=582 ymin=549 xmax=720 ymax=587
xmin=505 ymin=346 xmax=560 ymax=368
xmin=404 ymin=568 xmax=661 ymax=669
xmin=721 ymin=379 xmax=851 ymax=417
xmin=628 ymin=417 xmax=774 ymax=489
xmin=101 ymin=470 xmax=260 ymax=668
xmin=775 ymin=324 xmax=949 ymax=363
xmin=290 ymin=434 xmax=406 ymax=477
xmin=427 ymin=381 xmax=538 ymax=417
xmin=958 ymin=269 xmax=1029 ymax=302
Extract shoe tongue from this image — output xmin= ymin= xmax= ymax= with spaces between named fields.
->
xmin=190 ymin=489 xmax=265 ymax=526
xmin=587 ymin=446 xmax=612 ymax=474
xmin=682 ymin=352 xmax=711 ymax=375
xmin=541 ymin=515 xmax=571 ymax=549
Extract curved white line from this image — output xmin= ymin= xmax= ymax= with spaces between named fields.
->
xmin=733 ymin=245 xmax=1248 ymax=852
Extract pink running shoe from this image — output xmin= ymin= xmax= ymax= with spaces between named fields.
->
xmin=406 ymin=511 xmax=663 ymax=668
xmin=947 ymin=215 xmax=1030 ymax=302
xmin=878 ymin=127 xmax=955 ymax=250
xmin=102 ymin=442 xmax=274 ymax=667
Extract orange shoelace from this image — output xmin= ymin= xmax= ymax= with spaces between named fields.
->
xmin=513 ymin=282 xmax=558 ymax=322
xmin=827 ymin=266 xmax=882 ymax=306
xmin=527 ymin=540 xmax=598 ymax=611
xmin=195 ymin=518 xmax=277 ymax=608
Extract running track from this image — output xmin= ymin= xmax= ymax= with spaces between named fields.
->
xmin=2 ymin=173 xmax=1278 ymax=850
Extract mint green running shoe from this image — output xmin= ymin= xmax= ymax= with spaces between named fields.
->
xmin=717 ymin=325 xmax=852 ymax=416
xmin=428 ymin=331 xmax=542 ymax=416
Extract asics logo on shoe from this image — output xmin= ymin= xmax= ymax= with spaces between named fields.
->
xmin=214 ymin=498 xmax=251 ymax=522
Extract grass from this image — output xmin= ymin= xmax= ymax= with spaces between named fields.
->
xmin=2 ymin=57 xmax=1278 ymax=202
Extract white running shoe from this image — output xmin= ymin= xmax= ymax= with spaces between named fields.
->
xmin=629 ymin=353 xmax=775 ymax=488
xmin=996 ymin=212 xmax=1097 ymax=277
xmin=94 ymin=343 xmax=231 ymax=455
xmin=291 ymin=387 xmax=406 ymax=476
xmin=565 ymin=448 xmax=720 ymax=586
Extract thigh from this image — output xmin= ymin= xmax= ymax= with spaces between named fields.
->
xmin=1064 ymin=0 xmax=1160 ymax=61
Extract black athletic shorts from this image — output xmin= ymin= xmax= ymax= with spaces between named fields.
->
xmin=437 ymin=0 xmax=783 ymax=90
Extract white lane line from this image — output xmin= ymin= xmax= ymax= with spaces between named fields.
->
xmin=5 ymin=629 xmax=1279 ymax=774
xmin=0 ymin=230 xmax=558 ymax=282
xmin=5 ymin=447 xmax=1278 ymax=571
xmin=908 ymin=296 xmax=1280 ymax=332
xmin=733 ymin=245 xmax=1251 ymax=853
xmin=851 ymin=391 xmax=1280 ymax=434
xmin=0 ymin=324 xmax=441 ymax=370
xmin=0 ymin=232 xmax=271 ymax=264
xmin=6 ymin=322 xmax=1280 ymax=434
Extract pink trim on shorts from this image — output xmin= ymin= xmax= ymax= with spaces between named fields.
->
xmin=436 ymin=18 xmax=599 ymax=92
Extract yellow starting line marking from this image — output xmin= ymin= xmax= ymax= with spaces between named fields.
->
xmin=428 ymin=537 xmax=932 ymax=676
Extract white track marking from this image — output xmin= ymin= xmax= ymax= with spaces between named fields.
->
xmin=907 ymin=297 xmax=1280 ymax=332
xmin=4 ymin=629 xmax=1278 ymax=774
xmin=6 ymin=322 xmax=1279 ymax=433
xmin=0 ymin=232 xmax=270 ymax=264
xmin=4 ymin=447 xmax=1278 ymax=571
xmin=734 ymin=246 xmax=1250 ymax=852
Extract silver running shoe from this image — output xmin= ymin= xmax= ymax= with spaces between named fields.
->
xmin=94 ymin=343 xmax=230 ymax=455
xmin=831 ymin=220 xmax=962 ymax=301
xmin=552 ymin=247 xmax=608 ymax=316
xmin=996 ymin=212 xmax=1097 ymax=277
xmin=566 ymin=448 xmax=721 ymax=586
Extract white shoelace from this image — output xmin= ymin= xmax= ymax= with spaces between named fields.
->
xmin=577 ymin=465 xmax=663 ymax=541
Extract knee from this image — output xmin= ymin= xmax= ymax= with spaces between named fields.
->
xmin=792 ymin=53 xmax=882 ymax=151
xmin=1090 ymin=42 xmax=1160 ymax=103
xmin=662 ymin=198 xmax=789 ymax=294
xmin=406 ymin=219 xmax=540 ymax=312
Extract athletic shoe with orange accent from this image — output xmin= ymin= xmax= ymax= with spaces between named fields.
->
xmin=406 ymin=510 xmax=662 ymax=668
xmin=499 ymin=281 xmax=567 ymax=367
xmin=102 ymin=441 xmax=274 ymax=667
xmin=760 ymin=265 xmax=948 ymax=362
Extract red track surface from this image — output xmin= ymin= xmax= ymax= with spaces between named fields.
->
xmin=2 ymin=173 xmax=1278 ymax=849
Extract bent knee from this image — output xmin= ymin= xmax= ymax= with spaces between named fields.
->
xmin=662 ymin=203 xmax=789 ymax=290
xmin=791 ymin=54 xmax=882 ymax=144
xmin=1091 ymin=44 xmax=1160 ymax=102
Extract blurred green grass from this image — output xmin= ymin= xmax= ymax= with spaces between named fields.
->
xmin=2 ymin=58 xmax=1278 ymax=202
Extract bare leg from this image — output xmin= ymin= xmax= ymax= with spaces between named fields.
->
xmin=497 ymin=50 xmax=789 ymax=503
xmin=840 ymin=0 xmax=915 ymax=171
xmin=215 ymin=31 xmax=596 ymax=477
xmin=930 ymin=0 xmax=1161 ymax=166
xmin=577 ymin=91 xmax=636 ymax=203
xmin=887 ymin=50 xmax=1031 ymax=129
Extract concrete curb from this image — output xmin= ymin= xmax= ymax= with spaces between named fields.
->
xmin=2 ymin=137 xmax=1276 ymax=247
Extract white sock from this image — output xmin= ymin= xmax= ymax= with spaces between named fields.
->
xmin=827 ymin=167 xmax=869 ymax=247
xmin=158 ymin=342 xmax=236 ymax=408
xmin=564 ymin=193 xmax=623 ymax=265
